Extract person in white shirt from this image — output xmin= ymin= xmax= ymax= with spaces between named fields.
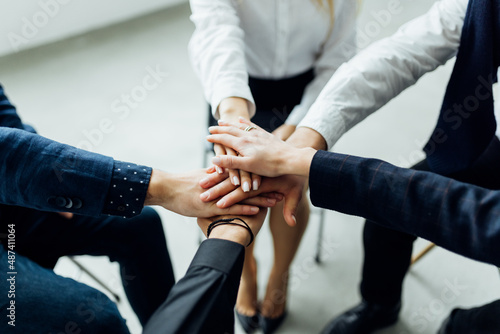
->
xmin=279 ymin=0 xmax=500 ymax=333
xmin=188 ymin=0 xmax=357 ymax=332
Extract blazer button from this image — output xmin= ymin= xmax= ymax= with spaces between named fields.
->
xmin=117 ymin=205 xmax=126 ymax=212
xmin=64 ymin=198 xmax=73 ymax=209
xmin=55 ymin=196 xmax=67 ymax=207
xmin=47 ymin=196 xmax=56 ymax=206
xmin=72 ymin=198 xmax=83 ymax=209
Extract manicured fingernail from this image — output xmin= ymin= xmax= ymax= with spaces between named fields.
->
xmin=242 ymin=182 xmax=250 ymax=192
xmin=218 ymin=120 xmax=227 ymax=125
xmin=217 ymin=199 xmax=226 ymax=207
xmin=216 ymin=166 xmax=223 ymax=174
xmin=213 ymin=157 xmax=221 ymax=165
xmin=200 ymin=177 xmax=209 ymax=185
xmin=253 ymin=180 xmax=259 ymax=191
xmin=250 ymin=207 xmax=259 ymax=213
xmin=233 ymin=176 xmax=240 ymax=186
xmin=267 ymin=198 xmax=276 ymax=205
xmin=201 ymin=192 xmax=209 ymax=201
xmin=208 ymin=126 xmax=216 ymax=133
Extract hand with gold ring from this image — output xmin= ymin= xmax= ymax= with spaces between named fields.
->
xmin=207 ymin=117 xmax=316 ymax=178
xmin=213 ymin=97 xmax=262 ymax=193
xmin=244 ymin=125 xmax=257 ymax=132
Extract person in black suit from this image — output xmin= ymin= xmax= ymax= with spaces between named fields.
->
xmin=0 ymin=83 xmax=278 ymax=333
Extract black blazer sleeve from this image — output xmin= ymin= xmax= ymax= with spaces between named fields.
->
xmin=309 ymin=150 xmax=500 ymax=267
xmin=143 ymin=239 xmax=245 ymax=334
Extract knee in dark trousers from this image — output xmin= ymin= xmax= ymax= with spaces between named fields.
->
xmin=54 ymin=288 xmax=130 ymax=334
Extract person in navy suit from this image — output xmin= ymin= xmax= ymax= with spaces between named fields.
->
xmin=0 ymin=83 xmax=278 ymax=333
xmin=203 ymin=0 xmax=500 ymax=332
xmin=204 ymin=118 xmax=500 ymax=333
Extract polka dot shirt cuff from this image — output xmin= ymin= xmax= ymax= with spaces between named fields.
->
xmin=102 ymin=161 xmax=152 ymax=218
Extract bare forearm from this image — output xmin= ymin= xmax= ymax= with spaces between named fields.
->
xmin=286 ymin=127 xmax=327 ymax=151
xmin=208 ymin=224 xmax=250 ymax=246
xmin=144 ymin=169 xmax=172 ymax=207
xmin=283 ymin=127 xmax=324 ymax=176
xmin=218 ymin=97 xmax=250 ymax=121
xmin=281 ymin=147 xmax=317 ymax=177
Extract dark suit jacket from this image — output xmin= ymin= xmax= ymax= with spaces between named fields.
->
xmin=0 ymin=84 xmax=244 ymax=333
xmin=309 ymin=150 xmax=500 ymax=267
xmin=144 ymin=238 xmax=244 ymax=334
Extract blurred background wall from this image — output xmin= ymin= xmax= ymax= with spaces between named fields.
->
xmin=0 ymin=0 xmax=186 ymax=56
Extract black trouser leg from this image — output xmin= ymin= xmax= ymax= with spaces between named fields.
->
xmin=360 ymin=160 xmax=429 ymax=306
xmin=360 ymin=222 xmax=417 ymax=306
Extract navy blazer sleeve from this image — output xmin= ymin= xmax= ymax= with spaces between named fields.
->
xmin=0 ymin=84 xmax=151 ymax=218
xmin=143 ymin=239 xmax=245 ymax=334
xmin=0 ymin=85 xmax=24 ymax=130
xmin=309 ymin=150 xmax=500 ymax=267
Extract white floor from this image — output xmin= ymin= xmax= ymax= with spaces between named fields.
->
xmin=1 ymin=1 xmax=499 ymax=333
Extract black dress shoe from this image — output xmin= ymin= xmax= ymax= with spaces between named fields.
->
xmin=261 ymin=310 xmax=287 ymax=334
xmin=320 ymin=300 xmax=401 ymax=334
xmin=236 ymin=311 xmax=260 ymax=333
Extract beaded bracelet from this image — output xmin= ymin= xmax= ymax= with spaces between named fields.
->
xmin=206 ymin=218 xmax=254 ymax=247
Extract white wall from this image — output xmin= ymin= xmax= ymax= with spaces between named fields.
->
xmin=0 ymin=0 xmax=186 ymax=57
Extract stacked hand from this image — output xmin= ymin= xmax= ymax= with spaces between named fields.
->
xmin=215 ymin=97 xmax=261 ymax=193
xmin=197 ymin=118 xmax=318 ymax=226
xmin=145 ymin=112 xmax=318 ymax=236
xmin=145 ymin=168 xmax=281 ymax=218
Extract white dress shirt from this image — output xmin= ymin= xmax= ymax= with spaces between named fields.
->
xmin=188 ymin=0 xmax=357 ymax=124
xmin=299 ymin=0 xmax=472 ymax=149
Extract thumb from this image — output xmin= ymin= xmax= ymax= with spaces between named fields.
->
xmin=282 ymin=189 xmax=302 ymax=227
xmin=212 ymin=155 xmax=247 ymax=170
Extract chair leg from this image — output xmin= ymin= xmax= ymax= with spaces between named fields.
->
xmin=411 ymin=243 xmax=436 ymax=265
xmin=315 ymin=209 xmax=325 ymax=264
xmin=68 ymin=257 xmax=121 ymax=303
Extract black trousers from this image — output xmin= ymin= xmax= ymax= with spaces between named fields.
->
xmin=361 ymin=137 xmax=500 ymax=331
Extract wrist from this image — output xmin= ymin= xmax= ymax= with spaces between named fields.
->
xmin=282 ymin=147 xmax=316 ymax=177
xmin=208 ymin=224 xmax=251 ymax=246
xmin=287 ymin=127 xmax=327 ymax=150
xmin=145 ymin=169 xmax=171 ymax=207
xmin=218 ymin=97 xmax=250 ymax=121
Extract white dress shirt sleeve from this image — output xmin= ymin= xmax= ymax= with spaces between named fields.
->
xmin=188 ymin=0 xmax=256 ymax=120
xmin=298 ymin=0 xmax=468 ymax=149
xmin=285 ymin=0 xmax=358 ymax=126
